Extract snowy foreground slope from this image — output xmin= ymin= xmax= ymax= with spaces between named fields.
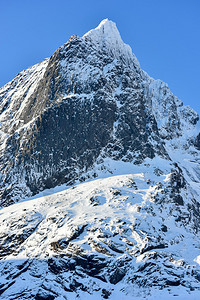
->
xmin=0 ymin=19 xmax=200 ymax=299
xmin=1 ymin=164 xmax=200 ymax=300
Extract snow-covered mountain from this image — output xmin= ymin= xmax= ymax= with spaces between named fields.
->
xmin=0 ymin=19 xmax=200 ymax=299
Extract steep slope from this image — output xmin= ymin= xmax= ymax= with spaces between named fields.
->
xmin=0 ymin=167 xmax=200 ymax=299
xmin=0 ymin=19 xmax=199 ymax=206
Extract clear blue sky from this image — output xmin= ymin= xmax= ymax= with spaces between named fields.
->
xmin=0 ymin=0 xmax=200 ymax=114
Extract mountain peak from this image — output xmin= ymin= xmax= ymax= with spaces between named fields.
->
xmin=83 ymin=18 xmax=120 ymax=40
xmin=83 ymin=19 xmax=138 ymax=64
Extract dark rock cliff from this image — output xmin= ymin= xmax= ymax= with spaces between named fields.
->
xmin=0 ymin=19 xmax=199 ymax=206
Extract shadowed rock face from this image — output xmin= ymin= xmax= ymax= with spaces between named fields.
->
xmin=0 ymin=35 xmax=162 ymax=205
xmin=0 ymin=20 xmax=199 ymax=206
xmin=195 ymin=133 xmax=200 ymax=150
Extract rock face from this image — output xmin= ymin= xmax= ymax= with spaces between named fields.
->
xmin=0 ymin=19 xmax=199 ymax=205
xmin=195 ymin=133 xmax=200 ymax=150
xmin=0 ymin=19 xmax=200 ymax=299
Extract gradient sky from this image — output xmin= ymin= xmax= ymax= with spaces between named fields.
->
xmin=0 ymin=0 xmax=200 ymax=114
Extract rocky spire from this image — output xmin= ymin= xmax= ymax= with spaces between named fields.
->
xmin=83 ymin=19 xmax=140 ymax=66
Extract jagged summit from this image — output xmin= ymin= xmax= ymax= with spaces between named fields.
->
xmin=83 ymin=19 xmax=123 ymax=45
xmin=83 ymin=19 xmax=139 ymax=65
